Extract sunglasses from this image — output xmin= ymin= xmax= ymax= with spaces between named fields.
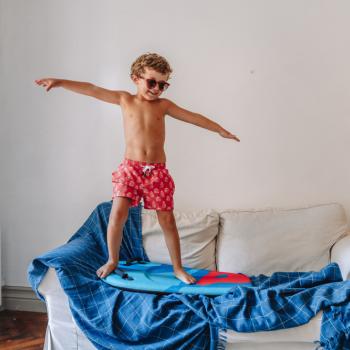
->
xmin=139 ymin=76 xmax=170 ymax=91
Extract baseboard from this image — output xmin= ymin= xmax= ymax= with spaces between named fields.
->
xmin=2 ymin=286 xmax=47 ymax=313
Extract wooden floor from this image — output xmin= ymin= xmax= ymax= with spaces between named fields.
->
xmin=0 ymin=310 xmax=48 ymax=350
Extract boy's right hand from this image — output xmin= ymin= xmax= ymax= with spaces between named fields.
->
xmin=35 ymin=78 xmax=61 ymax=91
xmin=96 ymin=260 xmax=118 ymax=279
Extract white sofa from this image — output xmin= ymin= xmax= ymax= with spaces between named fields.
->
xmin=38 ymin=202 xmax=350 ymax=350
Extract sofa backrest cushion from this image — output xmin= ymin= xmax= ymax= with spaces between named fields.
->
xmin=216 ymin=202 xmax=350 ymax=276
xmin=141 ymin=207 xmax=219 ymax=270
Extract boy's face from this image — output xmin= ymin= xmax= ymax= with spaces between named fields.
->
xmin=132 ymin=67 xmax=169 ymax=101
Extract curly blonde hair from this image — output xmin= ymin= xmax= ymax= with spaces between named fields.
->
xmin=130 ymin=53 xmax=173 ymax=80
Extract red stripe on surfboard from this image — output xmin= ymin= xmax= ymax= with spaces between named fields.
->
xmin=196 ymin=271 xmax=251 ymax=285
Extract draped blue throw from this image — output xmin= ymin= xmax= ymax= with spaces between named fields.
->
xmin=28 ymin=200 xmax=350 ymax=349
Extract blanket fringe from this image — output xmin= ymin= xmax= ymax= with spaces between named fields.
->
xmin=217 ymin=328 xmax=228 ymax=350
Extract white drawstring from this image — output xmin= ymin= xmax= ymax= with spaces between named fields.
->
xmin=142 ymin=165 xmax=155 ymax=176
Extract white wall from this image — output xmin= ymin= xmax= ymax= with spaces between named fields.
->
xmin=1 ymin=0 xmax=350 ymax=287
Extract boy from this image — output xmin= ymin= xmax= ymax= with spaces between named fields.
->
xmin=35 ymin=52 xmax=240 ymax=284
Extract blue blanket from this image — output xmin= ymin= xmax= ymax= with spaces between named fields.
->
xmin=27 ymin=200 xmax=350 ymax=350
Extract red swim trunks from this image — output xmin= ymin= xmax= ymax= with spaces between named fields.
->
xmin=111 ymin=158 xmax=175 ymax=210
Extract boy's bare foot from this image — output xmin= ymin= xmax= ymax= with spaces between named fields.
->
xmin=96 ymin=260 xmax=118 ymax=279
xmin=174 ymin=268 xmax=197 ymax=284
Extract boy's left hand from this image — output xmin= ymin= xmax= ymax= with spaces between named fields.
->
xmin=219 ymin=129 xmax=240 ymax=142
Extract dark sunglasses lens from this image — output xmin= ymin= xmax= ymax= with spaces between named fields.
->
xmin=159 ymin=82 xmax=169 ymax=91
xmin=147 ymin=79 xmax=157 ymax=89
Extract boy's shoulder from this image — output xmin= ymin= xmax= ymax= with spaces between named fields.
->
xmin=118 ymin=90 xmax=133 ymax=104
xmin=159 ymin=97 xmax=174 ymax=107
xmin=158 ymin=98 xmax=175 ymax=114
xmin=119 ymin=90 xmax=132 ymax=98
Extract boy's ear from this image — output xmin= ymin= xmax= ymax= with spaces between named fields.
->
xmin=131 ymin=74 xmax=138 ymax=83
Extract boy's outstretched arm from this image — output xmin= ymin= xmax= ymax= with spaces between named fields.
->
xmin=164 ymin=99 xmax=240 ymax=142
xmin=35 ymin=78 xmax=128 ymax=105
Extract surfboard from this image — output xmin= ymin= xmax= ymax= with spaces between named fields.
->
xmin=101 ymin=258 xmax=252 ymax=296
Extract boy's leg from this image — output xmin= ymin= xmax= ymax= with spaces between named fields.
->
xmin=96 ymin=196 xmax=132 ymax=278
xmin=156 ymin=210 xmax=196 ymax=284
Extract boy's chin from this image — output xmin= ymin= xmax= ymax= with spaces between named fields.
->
xmin=144 ymin=93 xmax=159 ymax=100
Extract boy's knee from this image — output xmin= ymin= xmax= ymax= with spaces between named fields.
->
xmin=156 ymin=210 xmax=175 ymax=227
xmin=110 ymin=208 xmax=129 ymax=225
xmin=114 ymin=210 xmax=129 ymax=222
xmin=109 ymin=197 xmax=132 ymax=224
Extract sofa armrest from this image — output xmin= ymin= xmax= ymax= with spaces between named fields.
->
xmin=330 ymin=234 xmax=350 ymax=280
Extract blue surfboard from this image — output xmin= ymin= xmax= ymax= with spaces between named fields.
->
xmin=101 ymin=258 xmax=252 ymax=296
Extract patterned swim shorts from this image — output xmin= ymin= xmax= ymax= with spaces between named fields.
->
xmin=111 ymin=158 xmax=175 ymax=210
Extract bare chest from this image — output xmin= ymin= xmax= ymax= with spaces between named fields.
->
xmin=121 ymin=100 xmax=166 ymax=128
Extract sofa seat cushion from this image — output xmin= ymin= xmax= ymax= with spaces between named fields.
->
xmin=221 ymin=310 xmax=322 ymax=344
xmin=141 ymin=207 xmax=219 ymax=270
xmin=224 ymin=343 xmax=319 ymax=350
xmin=217 ymin=203 xmax=349 ymax=275
xmin=38 ymin=268 xmax=96 ymax=350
